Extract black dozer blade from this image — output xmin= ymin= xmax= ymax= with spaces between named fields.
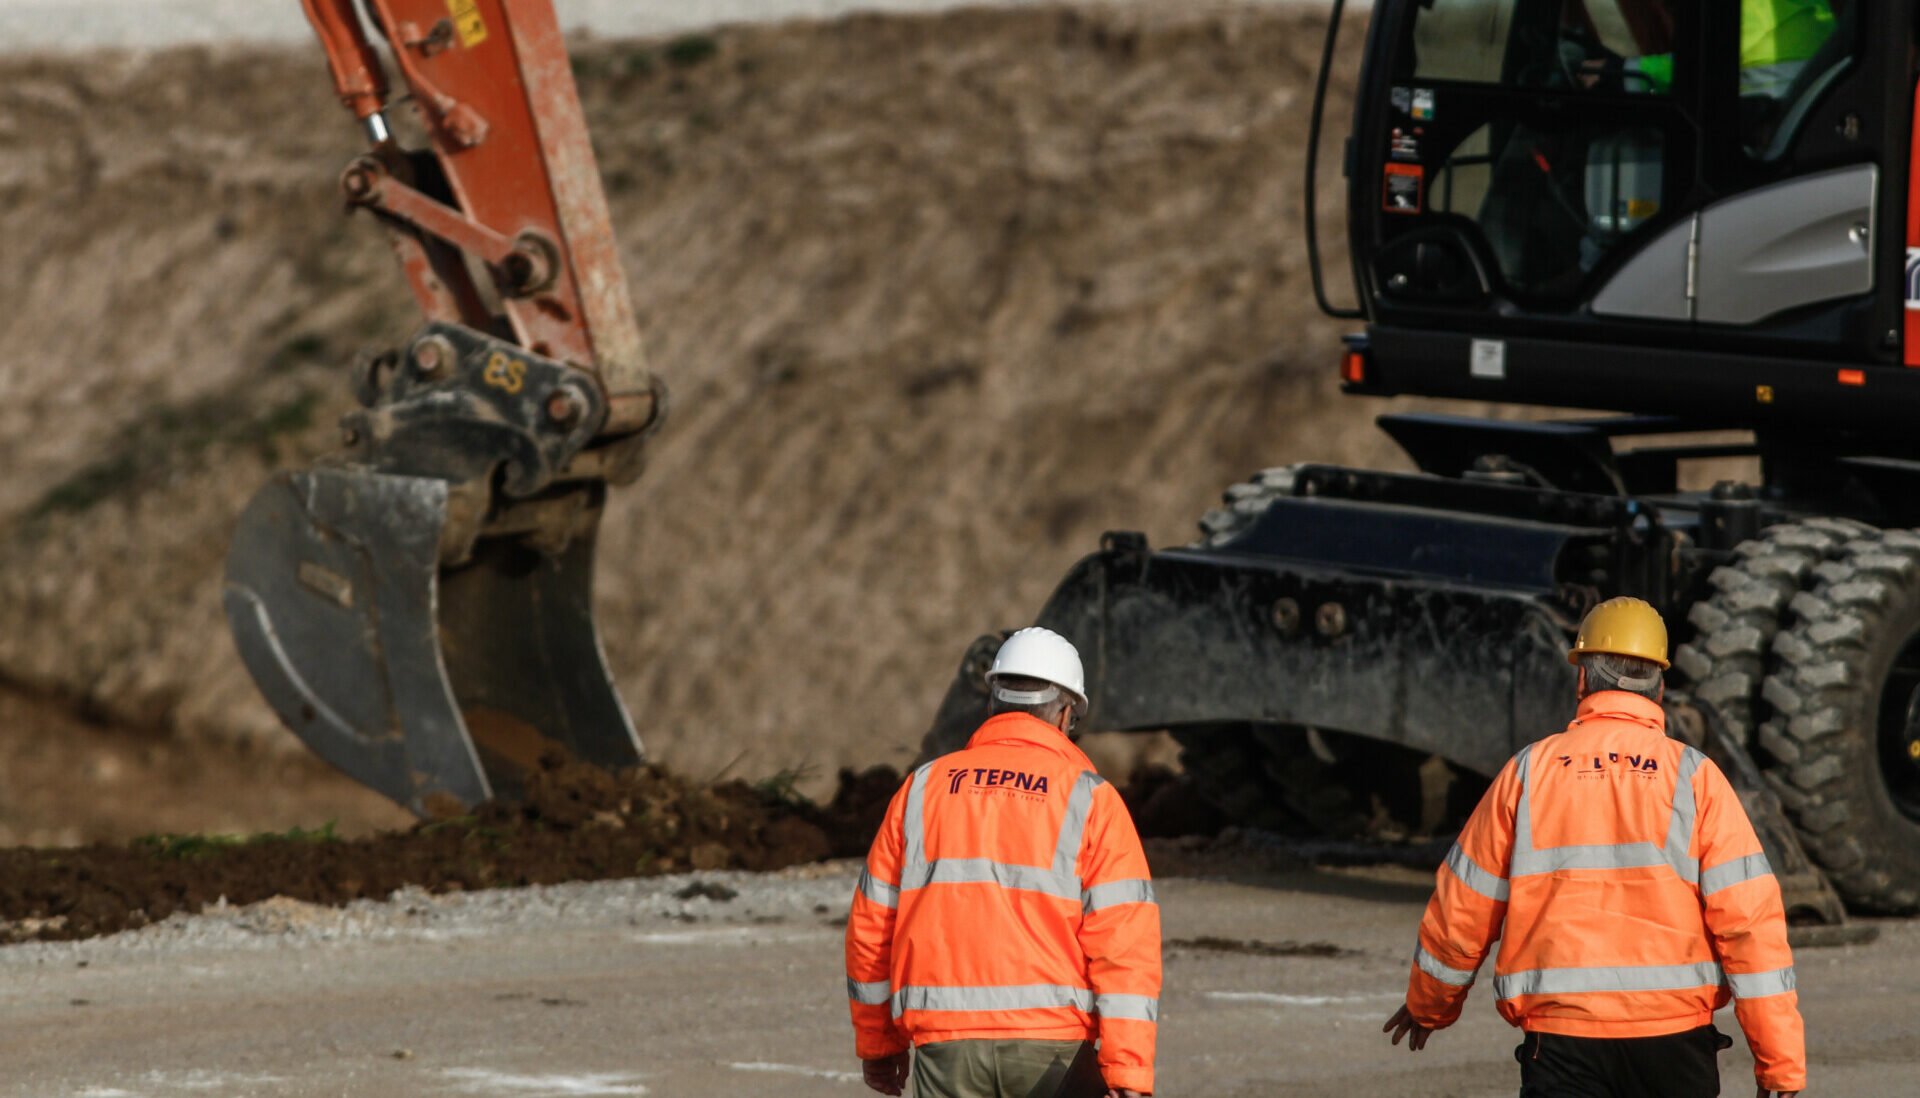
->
xmin=223 ymin=468 xmax=641 ymax=817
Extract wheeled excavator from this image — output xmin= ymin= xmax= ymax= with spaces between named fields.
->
xmin=225 ymin=0 xmax=1913 ymax=927
xmin=924 ymin=0 xmax=1920 ymax=922
xmin=224 ymin=0 xmax=663 ymax=817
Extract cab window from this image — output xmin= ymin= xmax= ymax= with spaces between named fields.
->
xmin=1408 ymin=0 xmax=1679 ymax=95
xmin=1391 ymin=0 xmax=1678 ymax=303
xmin=1738 ymin=0 xmax=1854 ymax=160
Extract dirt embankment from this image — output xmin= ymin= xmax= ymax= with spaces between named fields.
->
xmin=0 ymin=4 xmax=1443 ymax=821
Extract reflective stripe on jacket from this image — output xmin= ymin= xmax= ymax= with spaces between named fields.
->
xmin=1406 ymin=691 xmax=1806 ymax=1094
xmin=845 ymin=713 xmax=1161 ymax=1094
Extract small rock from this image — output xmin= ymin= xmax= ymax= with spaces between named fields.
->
xmin=674 ymin=880 xmax=738 ymax=902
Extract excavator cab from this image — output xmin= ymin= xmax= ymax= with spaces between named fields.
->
xmin=224 ymin=0 xmax=663 ymax=816
xmin=1344 ymin=0 xmax=1916 ymax=416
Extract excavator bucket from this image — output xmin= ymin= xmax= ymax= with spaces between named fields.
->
xmin=224 ymin=468 xmax=640 ymax=817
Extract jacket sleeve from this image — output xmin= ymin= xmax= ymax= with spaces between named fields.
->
xmin=1077 ymin=780 xmax=1161 ymax=1094
xmin=1693 ymin=759 xmax=1806 ymax=1094
xmin=1407 ymin=752 xmax=1519 ymax=1029
xmin=845 ymin=775 xmax=912 ymax=1061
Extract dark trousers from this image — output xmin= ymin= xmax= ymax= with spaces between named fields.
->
xmin=1517 ymin=1025 xmax=1730 ymax=1098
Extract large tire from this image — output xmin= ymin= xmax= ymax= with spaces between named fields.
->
xmin=1169 ymin=723 xmax=1472 ymax=838
xmin=1758 ymin=532 xmax=1920 ymax=913
xmin=1171 ymin=724 xmax=1369 ymax=835
xmin=1671 ymin=518 xmax=1876 ymax=743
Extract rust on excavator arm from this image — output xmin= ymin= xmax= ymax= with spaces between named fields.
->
xmin=225 ymin=1 xmax=663 ymax=816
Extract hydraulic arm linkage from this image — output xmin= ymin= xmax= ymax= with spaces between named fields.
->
xmin=224 ymin=0 xmax=665 ymax=816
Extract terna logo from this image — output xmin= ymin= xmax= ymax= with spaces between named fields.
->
xmin=947 ymin=767 xmax=1050 ymax=796
xmin=1559 ymin=752 xmax=1660 ymax=778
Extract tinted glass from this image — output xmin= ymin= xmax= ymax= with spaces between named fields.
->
xmin=1407 ymin=0 xmax=1680 ymax=95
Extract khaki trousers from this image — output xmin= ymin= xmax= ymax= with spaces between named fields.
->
xmin=910 ymin=1038 xmax=1105 ymax=1098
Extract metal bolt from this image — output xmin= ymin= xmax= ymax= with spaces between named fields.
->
xmin=1315 ymin=602 xmax=1347 ymax=638
xmin=342 ymin=166 xmax=375 ymax=199
xmin=412 ymin=335 xmax=455 ymax=378
xmin=546 ymin=386 xmax=586 ymax=425
xmin=504 ymin=232 xmax=558 ymax=295
xmin=1270 ymin=597 xmax=1301 ymax=636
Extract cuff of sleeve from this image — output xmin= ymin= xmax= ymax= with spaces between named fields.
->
xmin=1758 ymin=1070 xmax=1806 ymax=1093
xmin=855 ymin=1030 xmax=910 ymax=1061
xmin=1103 ymin=1065 xmax=1154 ymax=1093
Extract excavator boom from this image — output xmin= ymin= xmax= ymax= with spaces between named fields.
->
xmin=225 ymin=0 xmax=662 ymax=816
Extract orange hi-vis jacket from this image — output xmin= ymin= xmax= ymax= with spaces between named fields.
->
xmin=1407 ymin=691 xmax=1806 ymax=1093
xmin=845 ymin=713 xmax=1162 ymax=1094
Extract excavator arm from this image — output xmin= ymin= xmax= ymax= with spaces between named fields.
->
xmin=224 ymin=0 xmax=664 ymax=816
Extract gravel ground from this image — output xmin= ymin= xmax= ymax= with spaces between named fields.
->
xmin=0 ymin=857 xmax=1910 ymax=1097
xmin=0 ymin=861 xmax=863 ymax=961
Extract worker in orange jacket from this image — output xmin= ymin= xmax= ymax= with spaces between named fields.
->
xmin=846 ymin=627 xmax=1161 ymax=1098
xmin=1383 ymin=597 xmax=1805 ymax=1097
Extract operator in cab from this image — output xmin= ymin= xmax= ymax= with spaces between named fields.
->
xmin=845 ymin=628 xmax=1161 ymax=1098
xmin=1382 ymin=598 xmax=1807 ymax=1098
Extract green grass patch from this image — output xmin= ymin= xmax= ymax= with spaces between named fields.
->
xmin=753 ymin=766 xmax=816 ymax=812
xmin=133 ymin=821 xmax=339 ymax=861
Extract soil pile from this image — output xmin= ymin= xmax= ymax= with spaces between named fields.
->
xmin=0 ymin=3 xmax=1463 ymax=819
xmin=0 ymin=758 xmax=898 ymax=942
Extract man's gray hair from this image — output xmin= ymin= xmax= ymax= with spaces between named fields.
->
xmin=1579 ymin=651 xmax=1664 ymax=700
xmin=988 ymin=673 xmax=1072 ymax=725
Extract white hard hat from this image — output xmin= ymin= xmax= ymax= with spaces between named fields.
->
xmin=986 ymin=627 xmax=1087 ymax=716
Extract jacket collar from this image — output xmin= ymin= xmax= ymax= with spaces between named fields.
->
xmin=1571 ymin=690 xmax=1666 ymax=732
xmin=966 ymin=712 xmax=1097 ymax=770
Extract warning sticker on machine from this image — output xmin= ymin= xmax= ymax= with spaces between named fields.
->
xmin=1383 ymin=163 xmax=1424 ymax=214
xmin=448 ymin=0 xmax=488 ymax=48
xmin=1470 ymin=339 xmax=1507 ymax=379
xmin=1389 ymin=126 xmax=1423 ymax=162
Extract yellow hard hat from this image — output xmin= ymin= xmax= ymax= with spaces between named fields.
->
xmin=1568 ymin=596 xmax=1669 ymax=668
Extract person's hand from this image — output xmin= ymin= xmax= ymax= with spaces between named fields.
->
xmin=861 ymin=1052 xmax=909 ymax=1095
xmin=1756 ymin=1088 xmax=1799 ymax=1098
xmin=1382 ymin=1004 xmax=1433 ymax=1051
xmin=1104 ymin=1090 xmax=1146 ymax=1097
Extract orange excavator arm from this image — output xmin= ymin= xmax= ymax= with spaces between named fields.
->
xmin=224 ymin=0 xmax=665 ymax=816
xmin=301 ymin=0 xmax=652 ymax=412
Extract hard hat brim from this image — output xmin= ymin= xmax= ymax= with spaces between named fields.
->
xmin=986 ymin=669 xmax=1088 ymax=716
xmin=1567 ymin=645 xmax=1671 ymax=670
